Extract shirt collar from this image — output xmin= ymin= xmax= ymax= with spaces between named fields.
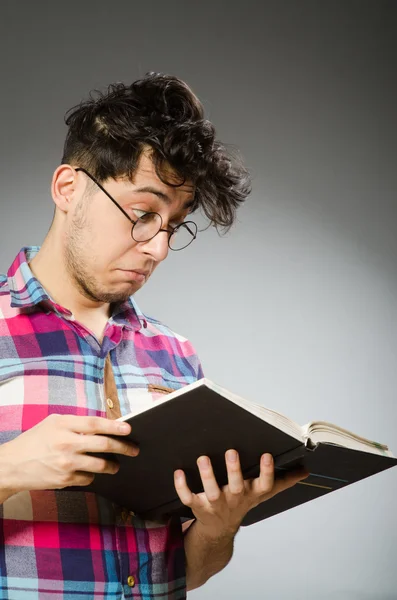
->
xmin=7 ymin=247 xmax=50 ymax=309
xmin=7 ymin=246 xmax=146 ymax=330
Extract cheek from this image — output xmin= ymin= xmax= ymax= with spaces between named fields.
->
xmin=90 ymin=211 xmax=132 ymax=255
xmin=94 ymin=238 xmax=135 ymax=272
xmin=81 ymin=204 xmax=143 ymax=271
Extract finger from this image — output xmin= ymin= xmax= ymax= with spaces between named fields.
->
xmin=271 ymin=467 xmax=309 ymax=497
xmin=252 ymin=453 xmax=275 ymax=496
xmin=197 ymin=456 xmax=221 ymax=503
xmin=174 ymin=470 xmax=195 ymax=507
xmin=77 ymin=434 xmax=139 ymax=457
xmin=225 ymin=450 xmax=245 ymax=495
xmin=76 ymin=455 xmax=121 ymax=475
xmin=58 ymin=471 xmax=95 ymax=488
xmin=53 ymin=414 xmax=132 ymax=436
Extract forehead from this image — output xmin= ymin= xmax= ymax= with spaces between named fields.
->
xmin=125 ymin=151 xmax=194 ymax=199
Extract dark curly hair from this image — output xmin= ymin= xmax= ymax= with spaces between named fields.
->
xmin=61 ymin=72 xmax=251 ymax=231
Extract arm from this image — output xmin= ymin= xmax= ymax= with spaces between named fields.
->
xmin=175 ymin=452 xmax=308 ymax=591
xmin=183 ymin=519 xmax=234 ymax=591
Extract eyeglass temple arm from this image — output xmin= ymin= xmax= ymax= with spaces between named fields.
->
xmin=75 ymin=167 xmax=137 ymax=226
xmin=75 ymin=167 xmax=196 ymax=238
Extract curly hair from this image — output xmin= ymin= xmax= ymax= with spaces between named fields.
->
xmin=61 ymin=72 xmax=251 ymax=231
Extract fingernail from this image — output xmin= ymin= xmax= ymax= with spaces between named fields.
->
xmin=175 ymin=470 xmax=184 ymax=480
xmin=198 ymin=456 xmax=210 ymax=468
xmin=262 ymin=453 xmax=273 ymax=466
xmin=118 ymin=423 xmax=130 ymax=434
xmin=227 ymin=450 xmax=237 ymax=462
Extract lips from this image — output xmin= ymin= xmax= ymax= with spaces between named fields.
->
xmin=118 ymin=269 xmax=149 ymax=283
xmin=129 ymin=269 xmax=149 ymax=276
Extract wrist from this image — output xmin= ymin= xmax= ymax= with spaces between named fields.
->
xmin=192 ymin=520 xmax=239 ymax=545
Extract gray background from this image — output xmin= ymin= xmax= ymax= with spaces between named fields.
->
xmin=0 ymin=1 xmax=396 ymax=598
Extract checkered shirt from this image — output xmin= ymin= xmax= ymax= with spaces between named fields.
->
xmin=0 ymin=247 xmax=203 ymax=599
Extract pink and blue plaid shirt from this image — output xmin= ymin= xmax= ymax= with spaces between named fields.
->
xmin=0 ymin=247 xmax=203 ymax=600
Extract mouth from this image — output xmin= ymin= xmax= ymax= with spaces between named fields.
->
xmin=118 ymin=269 xmax=149 ymax=283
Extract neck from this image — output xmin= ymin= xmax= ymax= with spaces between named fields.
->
xmin=29 ymin=230 xmax=110 ymax=322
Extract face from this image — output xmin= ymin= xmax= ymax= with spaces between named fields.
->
xmin=62 ymin=151 xmax=195 ymax=305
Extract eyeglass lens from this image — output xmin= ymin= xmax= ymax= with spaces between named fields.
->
xmin=132 ymin=213 xmax=197 ymax=250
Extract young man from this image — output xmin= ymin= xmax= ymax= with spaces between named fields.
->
xmin=0 ymin=73 xmax=306 ymax=599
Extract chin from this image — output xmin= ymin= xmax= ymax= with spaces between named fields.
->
xmin=114 ymin=281 xmax=143 ymax=299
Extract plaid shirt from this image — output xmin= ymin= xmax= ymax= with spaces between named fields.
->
xmin=0 ymin=247 xmax=203 ymax=600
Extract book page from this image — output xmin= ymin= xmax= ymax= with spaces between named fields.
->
xmin=301 ymin=421 xmax=394 ymax=457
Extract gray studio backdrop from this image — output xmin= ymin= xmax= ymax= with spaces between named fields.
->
xmin=0 ymin=1 xmax=396 ymax=598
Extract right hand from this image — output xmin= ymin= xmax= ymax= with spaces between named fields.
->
xmin=0 ymin=414 xmax=138 ymax=499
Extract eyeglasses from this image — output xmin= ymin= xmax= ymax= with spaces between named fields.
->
xmin=75 ymin=167 xmax=198 ymax=251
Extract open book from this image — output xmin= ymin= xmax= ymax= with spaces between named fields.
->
xmin=78 ymin=378 xmax=396 ymax=526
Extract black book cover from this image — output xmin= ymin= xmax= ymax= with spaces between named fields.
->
xmin=74 ymin=383 xmax=397 ymax=525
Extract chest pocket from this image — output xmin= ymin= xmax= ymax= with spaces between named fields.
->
xmin=105 ymin=356 xmax=175 ymax=419
xmin=124 ymin=384 xmax=175 ymax=417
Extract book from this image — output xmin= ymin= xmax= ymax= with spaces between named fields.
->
xmin=79 ymin=378 xmax=397 ymax=526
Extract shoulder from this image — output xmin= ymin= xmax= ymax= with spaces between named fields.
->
xmin=143 ymin=313 xmax=196 ymax=350
xmin=0 ymin=273 xmax=10 ymax=306
xmin=139 ymin=313 xmax=204 ymax=378
xmin=0 ymin=273 xmax=8 ymax=291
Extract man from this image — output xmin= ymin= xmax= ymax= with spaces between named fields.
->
xmin=0 ymin=73 xmax=306 ymax=598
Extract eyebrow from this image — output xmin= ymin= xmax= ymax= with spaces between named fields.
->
xmin=133 ymin=186 xmax=195 ymax=210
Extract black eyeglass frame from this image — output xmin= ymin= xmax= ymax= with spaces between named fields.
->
xmin=74 ymin=167 xmax=198 ymax=251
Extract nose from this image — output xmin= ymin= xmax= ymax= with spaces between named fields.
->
xmin=139 ymin=230 xmax=170 ymax=262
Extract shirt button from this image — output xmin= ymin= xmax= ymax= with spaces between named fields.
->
xmin=106 ymin=398 xmax=114 ymax=409
xmin=127 ymin=575 xmax=135 ymax=587
xmin=121 ymin=509 xmax=129 ymax=522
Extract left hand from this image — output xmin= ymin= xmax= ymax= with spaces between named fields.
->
xmin=174 ymin=450 xmax=308 ymax=541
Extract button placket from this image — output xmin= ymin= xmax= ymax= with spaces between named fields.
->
xmin=103 ymin=354 xmax=122 ymax=419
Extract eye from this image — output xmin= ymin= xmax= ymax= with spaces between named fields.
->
xmin=131 ymin=209 xmax=162 ymax=227
xmin=130 ymin=208 xmax=148 ymax=218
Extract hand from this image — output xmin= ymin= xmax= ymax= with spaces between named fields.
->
xmin=174 ymin=450 xmax=308 ymax=541
xmin=0 ymin=414 xmax=139 ymax=498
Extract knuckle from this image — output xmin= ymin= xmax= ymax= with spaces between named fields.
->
xmin=259 ymin=481 xmax=274 ymax=495
xmin=58 ymin=472 xmax=75 ymax=487
xmin=207 ymin=491 xmax=221 ymax=503
xmin=230 ymin=485 xmax=245 ymax=496
xmin=83 ymin=473 xmax=95 ymax=486
xmin=98 ymin=437 xmax=113 ymax=453
xmin=178 ymin=495 xmax=191 ymax=507
xmin=69 ymin=473 xmax=95 ymax=487
xmin=200 ymin=469 xmax=213 ymax=480
xmin=86 ymin=417 xmax=100 ymax=432
xmin=56 ymin=440 xmax=72 ymax=453
xmin=48 ymin=413 xmax=63 ymax=426
xmin=97 ymin=459 xmax=111 ymax=473
xmin=111 ymin=441 xmax=131 ymax=456
xmin=58 ymin=455 xmax=74 ymax=472
xmin=120 ymin=443 xmax=134 ymax=456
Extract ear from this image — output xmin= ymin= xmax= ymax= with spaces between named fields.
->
xmin=51 ymin=164 xmax=82 ymax=213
